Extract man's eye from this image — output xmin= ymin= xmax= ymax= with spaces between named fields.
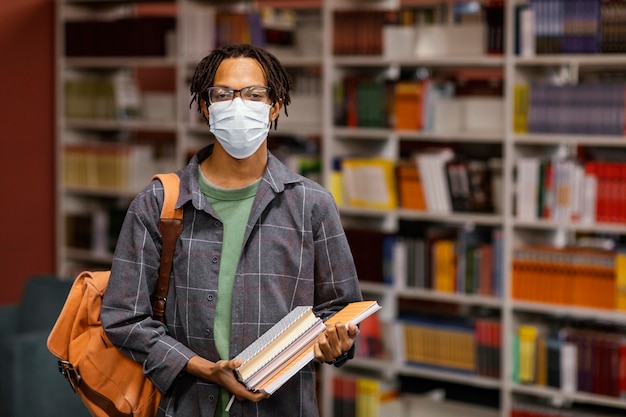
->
xmin=211 ymin=89 xmax=232 ymax=101
xmin=245 ymin=88 xmax=268 ymax=101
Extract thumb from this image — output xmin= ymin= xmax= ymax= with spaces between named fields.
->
xmin=229 ymin=358 xmax=243 ymax=369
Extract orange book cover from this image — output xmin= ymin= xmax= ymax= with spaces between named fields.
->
xmin=397 ymin=161 xmax=426 ymax=211
xmin=394 ymin=81 xmax=423 ymax=131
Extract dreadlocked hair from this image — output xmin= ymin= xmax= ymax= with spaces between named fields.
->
xmin=190 ymin=44 xmax=292 ymax=130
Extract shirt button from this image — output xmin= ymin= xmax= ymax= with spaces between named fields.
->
xmin=207 ymin=294 xmax=214 ymax=301
xmin=205 ymin=328 xmax=212 ymax=336
xmin=215 ymin=221 xmax=221 ymax=227
xmin=212 ymin=256 xmax=218 ymax=263
xmin=208 ymin=395 xmax=215 ymax=401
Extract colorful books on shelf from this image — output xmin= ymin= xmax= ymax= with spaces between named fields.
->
xmin=63 ymin=143 xmax=169 ymax=193
xmin=215 ymin=11 xmax=265 ymax=49
xmin=521 ymin=0 xmax=626 ymax=55
xmin=513 ymin=322 xmax=626 ymax=399
xmin=511 ymin=245 xmax=617 ymax=309
xmin=64 ymin=70 xmax=154 ymax=121
xmin=233 ymin=301 xmax=381 ymax=394
xmin=515 ymin=156 xmax=626 ymax=225
xmin=386 ymin=225 xmax=502 ymax=297
xmin=332 ymin=375 xmax=401 ymax=417
xmin=526 ymin=82 xmax=626 ymax=135
xmin=397 ymin=314 xmax=482 ymax=374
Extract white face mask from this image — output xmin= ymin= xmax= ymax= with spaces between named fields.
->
xmin=208 ymin=98 xmax=271 ymax=159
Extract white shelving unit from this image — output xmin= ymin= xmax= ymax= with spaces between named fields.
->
xmin=55 ymin=0 xmax=325 ymax=277
xmin=319 ymin=0 xmax=626 ymax=416
xmin=55 ymin=0 xmax=626 ymax=416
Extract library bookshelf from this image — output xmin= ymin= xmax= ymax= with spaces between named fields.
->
xmin=319 ymin=1 xmax=626 ymax=417
xmin=55 ymin=0 xmax=626 ymax=416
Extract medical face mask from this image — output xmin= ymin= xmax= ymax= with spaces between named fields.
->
xmin=208 ymin=97 xmax=271 ymax=159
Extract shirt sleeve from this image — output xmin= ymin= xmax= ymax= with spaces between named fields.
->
xmin=311 ymin=192 xmax=363 ymax=321
xmin=101 ymin=182 xmax=196 ymax=393
xmin=311 ymin=193 xmax=363 ymax=367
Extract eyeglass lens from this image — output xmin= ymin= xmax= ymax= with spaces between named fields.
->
xmin=208 ymin=86 xmax=270 ymax=104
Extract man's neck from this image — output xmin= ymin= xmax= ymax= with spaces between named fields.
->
xmin=200 ymin=144 xmax=267 ymax=189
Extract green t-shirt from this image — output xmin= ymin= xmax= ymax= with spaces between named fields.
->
xmin=198 ymin=170 xmax=260 ymax=415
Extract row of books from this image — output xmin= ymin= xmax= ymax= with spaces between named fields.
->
xmin=511 ymin=404 xmax=626 ymax=417
xmin=331 ymin=375 xmax=501 ymax=417
xmin=515 ymin=82 xmax=626 ymax=136
xmin=65 ymin=16 xmax=175 ymax=57
xmin=516 ymin=0 xmax=626 ymax=55
xmin=345 ymin=226 xmax=503 ymax=297
xmin=336 ymin=150 xmax=502 ymax=215
xmin=65 ymin=207 xmax=126 ymax=254
xmin=346 ymin=226 xmax=503 ymax=298
xmin=64 ymin=143 xmax=174 ymax=193
xmin=332 ymin=375 xmax=400 ymax=417
xmin=233 ymin=301 xmax=380 ymax=394
xmin=334 ymin=75 xmax=504 ymax=135
xmin=514 ymin=323 xmax=626 ymax=398
xmin=390 ymin=227 xmax=503 ymax=297
xmin=511 ymin=245 xmax=625 ymax=310
xmin=215 ymin=11 xmax=266 ymax=50
xmin=516 ymin=156 xmax=626 ymax=225
xmin=397 ymin=315 xmax=502 ymax=378
xmin=64 ymin=72 xmax=145 ymax=121
xmin=333 ymin=5 xmax=504 ymax=57
xmin=183 ymin=6 xmax=315 ymax=62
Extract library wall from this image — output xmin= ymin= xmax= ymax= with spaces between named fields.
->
xmin=0 ymin=0 xmax=55 ymax=304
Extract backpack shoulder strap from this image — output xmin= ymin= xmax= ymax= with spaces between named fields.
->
xmin=151 ymin=173 xmax=183 ymax=323
xmin=154 ymin=173 xmax=183 ymax=221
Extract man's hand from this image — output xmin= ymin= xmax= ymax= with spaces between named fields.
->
xmin=314 ymin=321 xmax=359 ymax=364
xmin=185 ymin=356 xmax=269 ymax=402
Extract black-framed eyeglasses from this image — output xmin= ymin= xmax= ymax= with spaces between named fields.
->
xmin=206 ymin=85 xmax=271 ymax=105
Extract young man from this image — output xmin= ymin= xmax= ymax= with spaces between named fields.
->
xmin=101 ymin=44 xmax=363 ymax=417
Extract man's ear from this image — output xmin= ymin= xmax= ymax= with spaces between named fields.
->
xmin=270 ymin=99 xmax=283 ymax=123
xmin=200 ymin=99 xmax=210 ymax=122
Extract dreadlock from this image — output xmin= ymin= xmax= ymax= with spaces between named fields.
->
xmin=190 ymin=44 xmax=292 ymax=130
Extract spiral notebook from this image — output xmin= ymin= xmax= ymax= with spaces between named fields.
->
xmin=233 ymin=300 xmax=382 ymax=394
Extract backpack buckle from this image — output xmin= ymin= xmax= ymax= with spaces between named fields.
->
xmin=58 ymin=360 xmax=81 ymax=392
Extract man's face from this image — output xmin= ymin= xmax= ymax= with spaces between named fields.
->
xmin=202 ymin=57 xmax=281 ymax=124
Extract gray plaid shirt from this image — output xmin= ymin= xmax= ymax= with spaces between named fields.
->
xmin=101 ymin=145 xmax=362 ymax=417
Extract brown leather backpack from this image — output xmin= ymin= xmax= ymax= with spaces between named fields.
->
xmin=47 ymin=173 xmax=182 ymax=417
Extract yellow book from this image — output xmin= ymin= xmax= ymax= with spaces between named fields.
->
xmin=341 ymin=158 xmax=397 ymax=210
xmin=518 ymin=325 xmax=538 ymax=383
xmin=356 ymin=377 xmax=398 ymax=417
xmin=616 ymin=252 xmax=626 ymax=310
xmin=433 ymin=239 xmax=456 ymax=293
xmin=513 ymin=84 xmax=529 ymax=133
xmin=535 ymin=335 xmax=547 ymax=386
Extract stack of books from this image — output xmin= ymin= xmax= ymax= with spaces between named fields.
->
xmin=233 ymin=301 xmax=382 ymax=395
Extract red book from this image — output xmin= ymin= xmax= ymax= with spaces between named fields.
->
xmin=619 ymin=338 xmax=626 ymax=398
xmin=479 ymin=244 xmax=494 ymax=296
